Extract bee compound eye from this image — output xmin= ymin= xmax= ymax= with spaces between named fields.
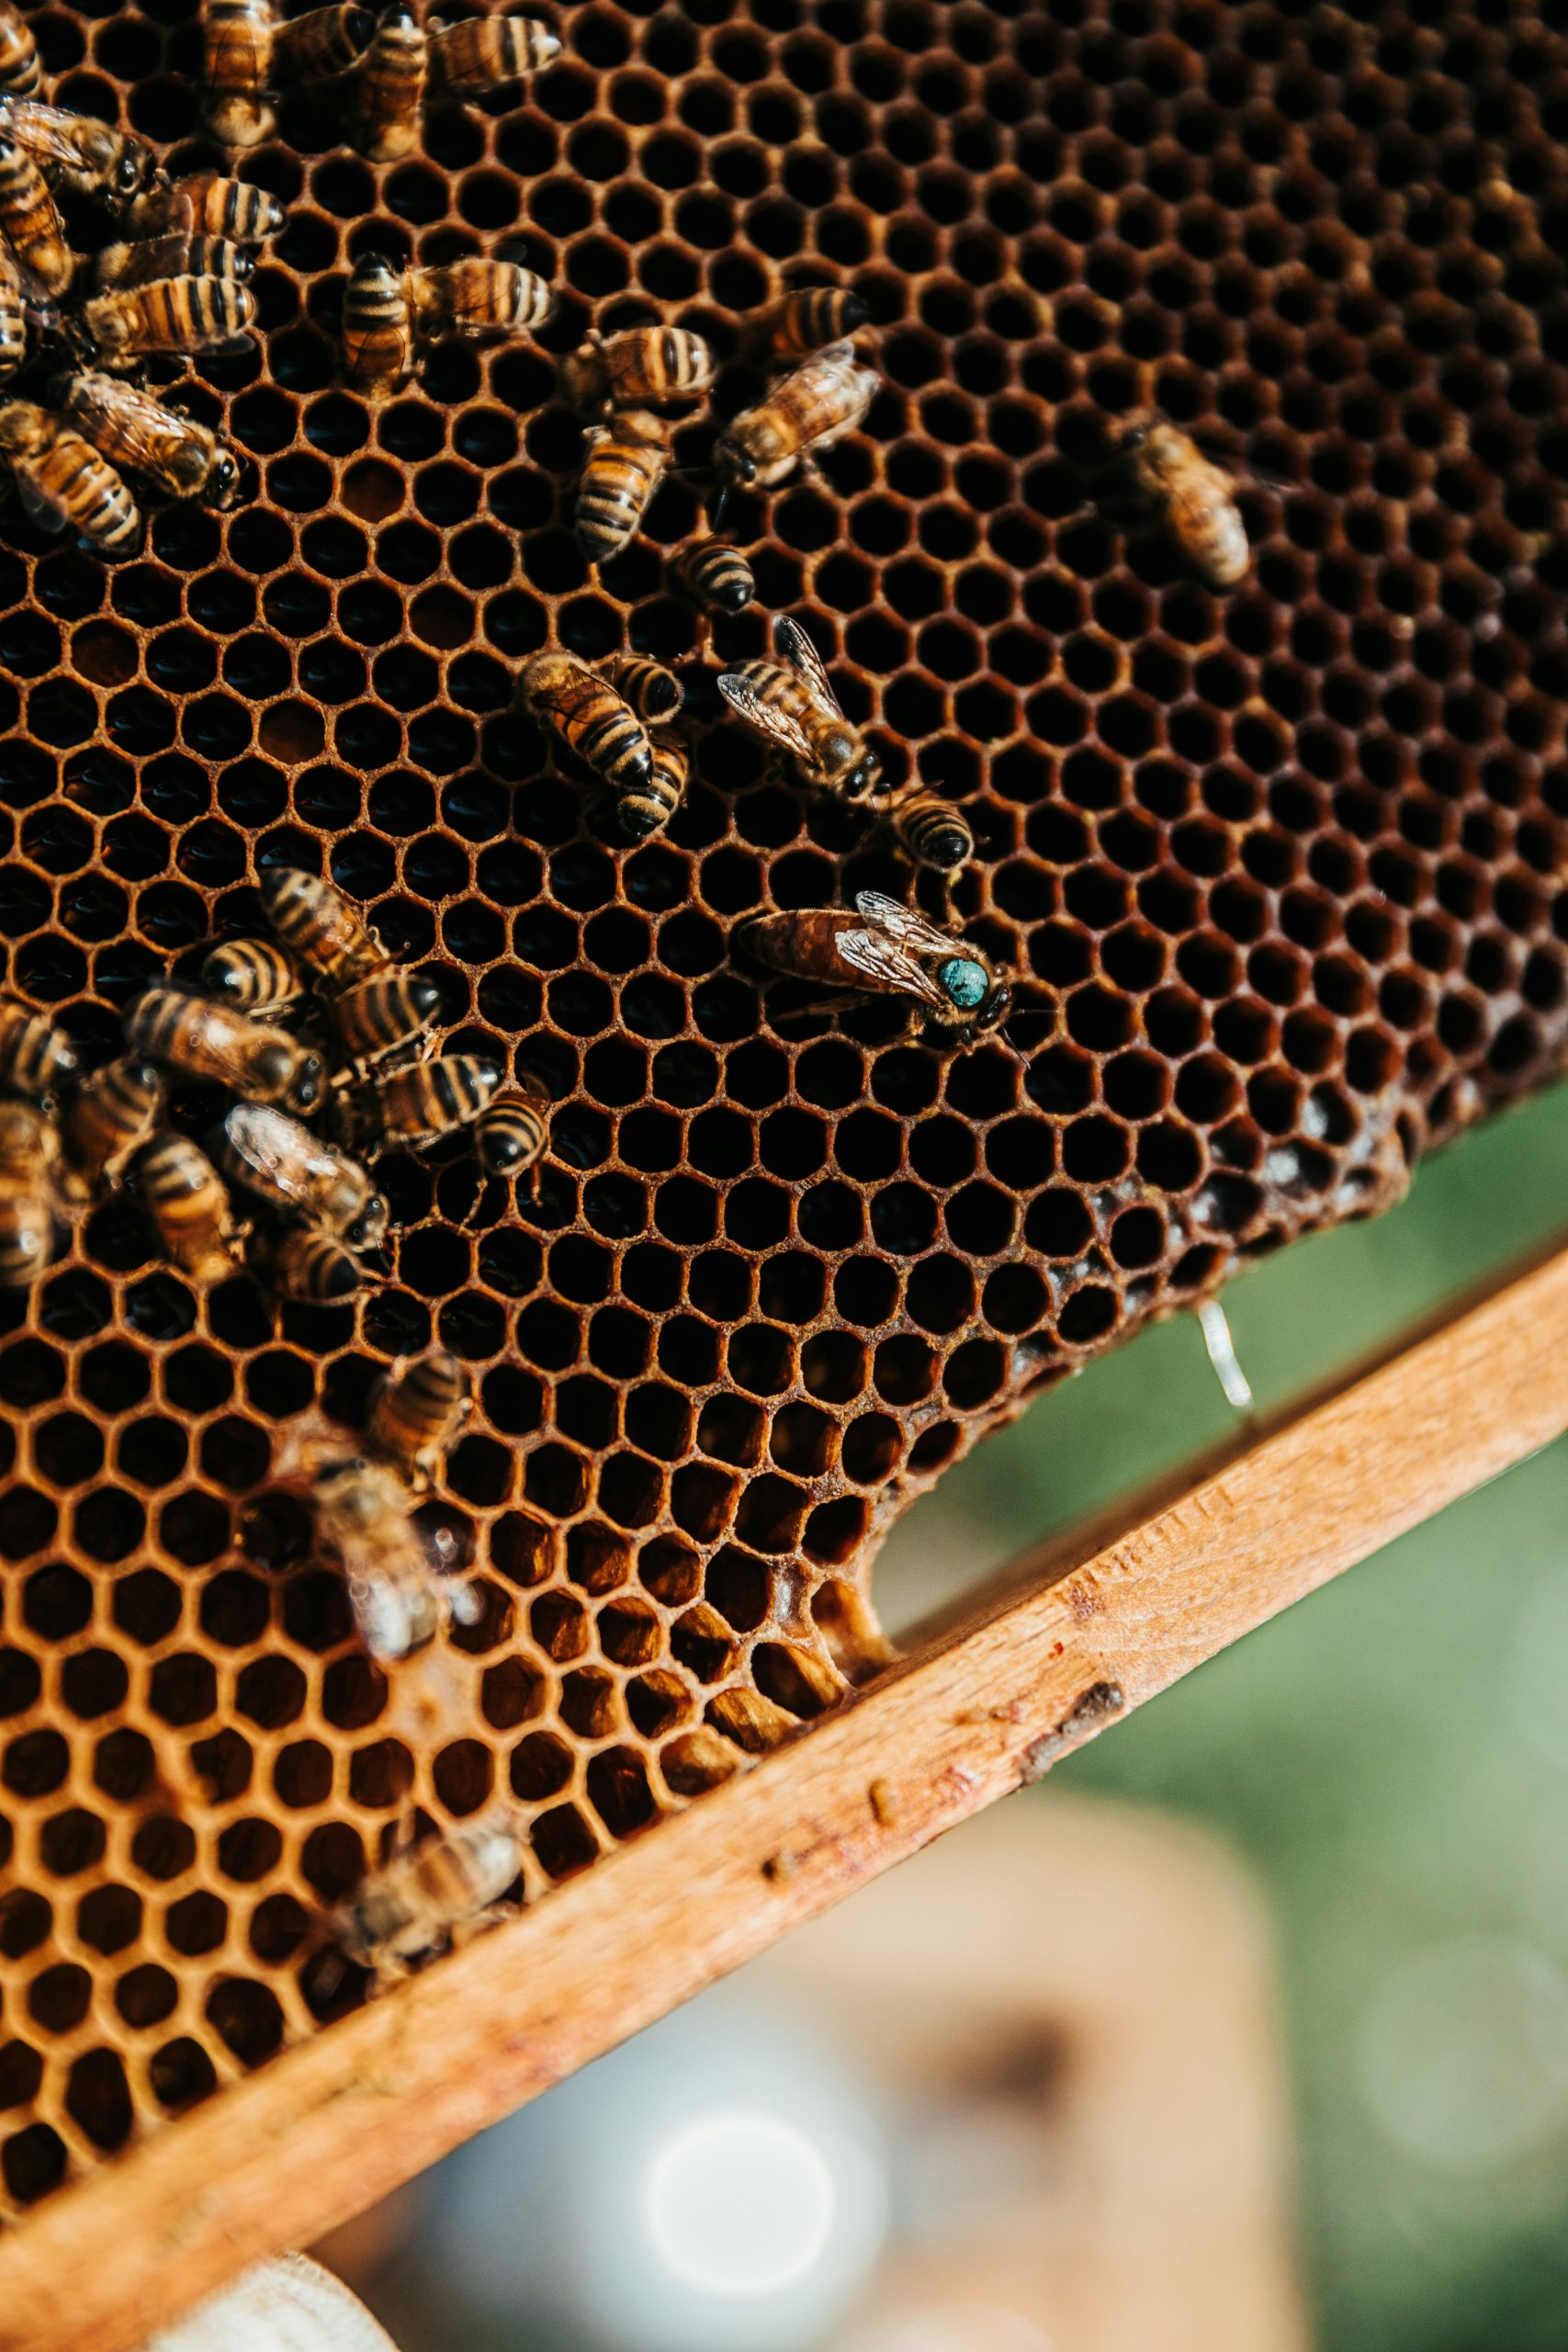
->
xmin=291 ymin=1055 xmax=325 ymax=1110
xmin=937 ymin=956 xmax=989 ymax=1012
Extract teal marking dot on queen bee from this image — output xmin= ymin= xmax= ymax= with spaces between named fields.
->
xmin=939 ymin=957 xmax=988 ymax=1010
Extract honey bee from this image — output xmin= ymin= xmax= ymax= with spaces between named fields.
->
xmin=0 ymin=999 xmax=76 ymax=1095
xmin=576 ymin=407 xmax=669 ymax=563
xmin=427 ymin=12 xmax=558 ymax=96
xmin=759 ymin=285 xmax=869 ymax=362
xmin=412 ymin=256 xmax=553 ymax=340
xmin=0 ymin=243 xmax=27 ymax=381
xmin=313 ymin=1454 xmax=479 ymax=1662
xmin=518 ymin=650 xmax=653 ymax=797
xmin=125 ymin=173 xmax=284 ymax=245
xmin=675 ymin=538 xmax=753 ymax=614
xmin=355 ymin=1 xmax=425 ymax=163
xmin=77 ymin=276 xmax=258 ymax=368
xmin=218 ymin=1102 xmax=389 ymax=1248
xmin=130 ymin=1132 xmax=241 ymax=1283
xmin=59 ymin=1057 xmax=164 ymax=1197
xmin=0 ymin=1100 xmax=53 ymax=1290
xmin=606 ymin=653 xmax=682 ymax=723
xmin=50 ymin=370 xmax=244 ymax=509
xmin=330 ymin=1054 xmax=502 ymax=1153
xmin=343 ymin=253 xmax=553 ymax=398
xmin=619 ymin=724 xmax=686 ymax=842
xmin=737 ymin=888 xmax=1012 ymax=1044
xmin=0 ymin=131 xmax=72 ymax=297
xmin=124 ymin=986 xmax=325 ymax=1112
xmin=716 ymin=613 xmax=880 ymax=801
xmin=713 ymin=339 xmax=878 ymax=510
xmin=472 ymin=1077 xmax=549 ymax=1182
xmin=365 ymin=1347 xmax=469 ymax=1483
xmin=0 ymin=400 xmax=141 ymax=552
xmin=331 ymin=969 xmax=440 ymax=1070
xmin=204 ymin=0 xmax=276 ymax=147
xmin=340 ymin=251 xmax=411 ymax=401
xmin=886 ymin=787 xmax=975 ymax=880
xmin=253 ymin=1220 xmax=364 ymax=1301
xmin=201 ymin=935 xmax=302 ymax=1013
xmin=0 ymin=4 xmax=40 ymax=97
xmin=94 ymin=231 xmax=254 ymax=291
xmin=0 ymin=96 xmax=156 ymax=205
xmin=1112 ymin=415 xmax=1249 ymax=588
xmin=272 ymin=1 xmax=375 ymax=83
xmin=331 ymin=1815 xmax=523 ymax=1980
xmin=260 ymin=865 xmax=390 ymax=996
xmin=560 ymin=324 xmax=715 ymax=412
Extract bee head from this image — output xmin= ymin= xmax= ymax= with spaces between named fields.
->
xmin=208 ymin=450 xmax=243 ymax=509
xmin=1117 ymin=418 xmax=1151 ymax=455
xmin=348 ymin=1193 xmax=389 ymax=1251
xmin=288 ymin=1050 xmax=325 ymax=1113
xmin=716 ymin=434 xmax=755 ymax=485
xmin=842 ymin=747 xmax=882 ymax=800
xmin=936 ymin=957 xmax=1007 ymax=1029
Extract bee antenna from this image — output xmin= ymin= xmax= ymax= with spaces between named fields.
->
xmin=708 ymin=480 xmax=732 ymax=530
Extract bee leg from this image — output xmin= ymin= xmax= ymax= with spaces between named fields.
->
xmin=447 ymin=1904 xmax=516 ymax=1951
xmin=458 ymin=1172 xmax=499 ymax=1232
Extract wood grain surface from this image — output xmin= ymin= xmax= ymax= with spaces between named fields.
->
xmin=6 ymin=1238 xmax=1568 ymax=2352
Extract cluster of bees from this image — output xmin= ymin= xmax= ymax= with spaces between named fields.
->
xmin=0 ymin=867 xmax=551 ymax=1306
xmin=203 ymin=0 xmax=559 ymax=162
xmin=311 ymin=1351 xmax=527 ymax=1982
xmin=0 ymin=11 xmax=268 ymax=548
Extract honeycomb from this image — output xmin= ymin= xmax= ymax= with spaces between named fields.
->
xmin=3 ymin=0 xmax=1568 ymax=2236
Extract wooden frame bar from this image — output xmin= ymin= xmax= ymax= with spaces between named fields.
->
xmin=6 ymin=1238 xmax=1568 ymax=2352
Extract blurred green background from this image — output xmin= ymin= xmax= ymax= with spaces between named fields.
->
xmin=875 ymin=1080 xmax=1568 ymax=2352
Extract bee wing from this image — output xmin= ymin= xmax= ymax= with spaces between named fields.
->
xmin=715 ymin=671 xmax=817 ymax=765
xmin=772 ymin=613 xmax=843 ymax=719
xmin=835 ymin=925 xmax=949 ymax=1008
xmin=0 ymin=96 xmax=85 ymax=170
xmin=854 ymin=888 xmax=961 ymax=958
xmin=223 ymin=1104 xmax=315 ymax=1208
xmin=14 ymin=463 xmax=70 ymax=535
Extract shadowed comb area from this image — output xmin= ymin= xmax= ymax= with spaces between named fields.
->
xmin=1 ymin=0 xmax=1567 ymax=2232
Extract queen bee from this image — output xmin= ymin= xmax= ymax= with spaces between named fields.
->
xmin=737 ymin=889 xmax=1012 ymax=1046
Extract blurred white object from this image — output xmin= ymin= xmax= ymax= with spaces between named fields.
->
xmin=1197 ymin=1297 xmax=1256 ymax=1415
xmin=143 ymin=2255 xmax=401 ymax=2352
xmin=1358 ymin=1934 xmax=1568 ymax=2171
xmin=430 ymin=1994 xmax=888 ymax=2352
xmin=426 ymin=2000 xmax=889 ymax=2352
xmin=840 ymin=2308 xmax=1054 ymax=2352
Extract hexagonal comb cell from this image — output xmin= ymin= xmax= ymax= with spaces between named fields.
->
xmin=3 ymin=0 xmax=1568 ymax=2234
